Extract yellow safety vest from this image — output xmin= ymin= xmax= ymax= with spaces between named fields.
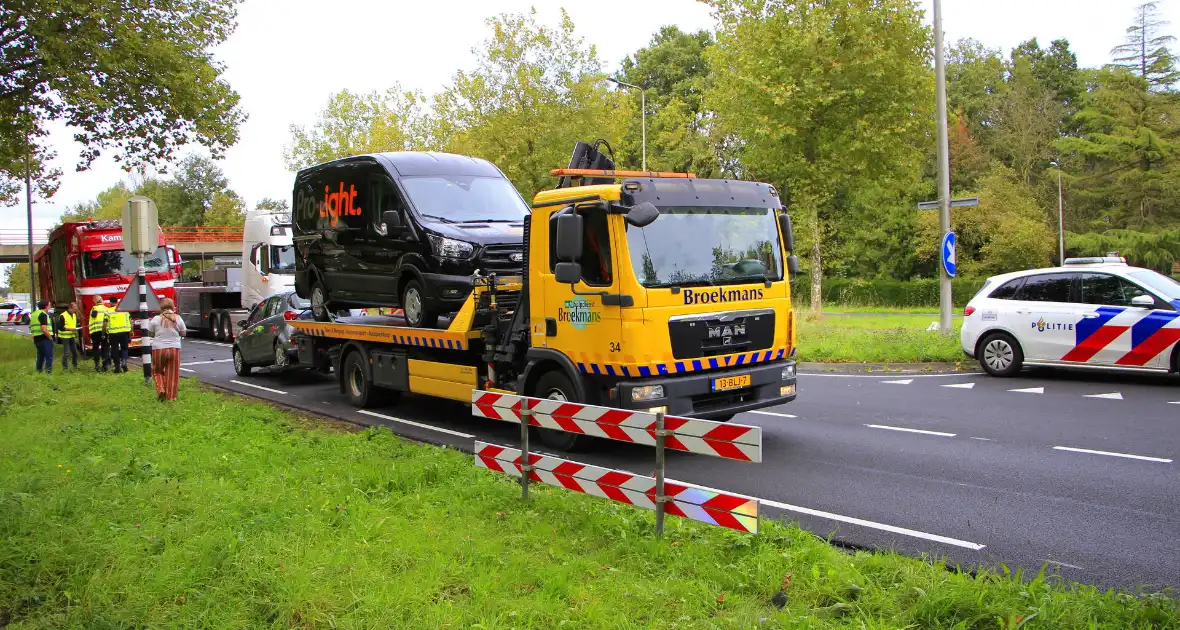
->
xmin=89 ymin=304 xmax=109 ymax=334
xmin=59 ymin=312 xmax=78 ymax=339
xmin=106 ymin=311 xmax=132 ymax=334
xmin=29 ymin=309 xmax=49 ymax=337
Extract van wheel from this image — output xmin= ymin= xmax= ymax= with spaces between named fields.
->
xmin=311 ymin=281 xmax=331 ymax=322
xmin=233 ymin=347 xmax=252 ymax=376
xmin=978 ymin=332 xmax=1023 ymax=377
xmin=532 ymin=371 xmax=584 ymax=452
xmin=402 ymin=279 xmax=438 ymax=328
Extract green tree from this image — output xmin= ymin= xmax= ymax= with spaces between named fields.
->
xmin=57 ymin=181 xmax=134 ymax=225
xmin=254 ymin=198 xmax=289 ymax=213
xmin=1058 ymin=67 xmax=1180 ymax=230
xmin=946 ymin=39 xmax=1007 ymax=141
xmin=1111 ymin=1 xmax=1179 ymax=90
xmin=917 ymin=164 xmax=1054 ymax=275
xmin=4 ymin=263 xmax=32 ymax=294
xmin=1012 ymin=38 xmax=1084 ymax=128
xmin=284 ymin=87 xmax=428 ymax=171
xmin=1066 ymin=229 xmax=1180 ymax=273
xmin=430 ymin=9 xmax=629 ymax=198
xmin=616 ymin=27 xmax=720 ymax=175
xmin=0 ymin=0 xmax=245 ymax=206
xmin=205 ymin=191 xmax=246 ymax=226
xmin=706 ymin=0 xmax=932 ymax=312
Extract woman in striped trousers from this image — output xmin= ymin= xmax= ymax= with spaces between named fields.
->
xmin=145 ymin=298 xmax=187 ymax=401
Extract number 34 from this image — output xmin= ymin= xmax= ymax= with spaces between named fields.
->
xmin=609 ymin=341 xmax=621 ymax=353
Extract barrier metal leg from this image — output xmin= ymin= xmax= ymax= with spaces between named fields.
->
xmin=655 ymin=410 xmax=667 ymax=538
xmin=520 ymin=406 xmax=532 ymax=500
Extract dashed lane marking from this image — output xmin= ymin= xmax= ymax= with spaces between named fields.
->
xmin=1008 ymin=387 xmax=1044 ymax=394
xmin=1052 ymin=446 xmax=1172 ymax=464
xmin=968 ymin=437 xmax=992 ymax=441
xmin=356 ymin=410 xmax=475 ymax=439
xmin=180 ymin=367 xmax=196 ymax=373
xmin=881 ymin=379 xmax=914 ymax=385
xmin=181 ymin=359 xmax=234 ymax=366
xmin=189 ymin=340 xmax=232 ymax=347
xmin=941 ymin=382 xmax=976 ymax=389
xmin=749 ymin=410 xmax=797 ymax=419
xmin=866 ymin=424 xmax=956 ymax=437
xmin=229 ymin=379 xmax=288 ymax=395
xmin=1040 ymin=559 xmax=1085 ymax=570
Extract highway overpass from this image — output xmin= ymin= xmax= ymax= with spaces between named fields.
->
xmin=0 ymin=227 xmax=242 ymax=263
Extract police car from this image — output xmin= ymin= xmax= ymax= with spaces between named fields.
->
xmin=0 ymin=301 xmax=30 ymax=325
xmin=961 ymin=257 xmax=1180 ymax=377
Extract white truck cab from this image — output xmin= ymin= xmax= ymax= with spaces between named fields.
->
xmin=242 ymin=207 xmax=296 ymax=310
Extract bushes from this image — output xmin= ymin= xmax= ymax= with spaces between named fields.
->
xmin=791 ymin=276 xmax=989 ymax=308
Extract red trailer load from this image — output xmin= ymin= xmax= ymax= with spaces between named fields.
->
xmin=35 ymin=220 xmax=179 ymax=349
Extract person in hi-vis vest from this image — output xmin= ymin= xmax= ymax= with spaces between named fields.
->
xmin=30 ymin=300 xmax=54 ymax=374
xmin=57 ymin=301 xmax=81 ymax=371
xmin=89 ymin=297 xmax=112 ymax=371
xmin=105 ymin=301 xmax=132 ymax=374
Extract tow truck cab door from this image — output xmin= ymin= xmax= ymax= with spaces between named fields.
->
xmin=531 ymin=205 xmax=625 ymax=375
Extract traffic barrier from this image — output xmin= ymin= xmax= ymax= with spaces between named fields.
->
xmin=471 ymin=390 xmax=763 ymax=537
xmin=475 ymin=442 xmax=759 ymax=533
xmin=471 ymin=391 xmax=761 ymax=462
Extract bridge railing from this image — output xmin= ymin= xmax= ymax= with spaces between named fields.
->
xmin=0 ymin=226 xmax=243 ymax=246
xmin=0 ymin=229 xmax=50 ymax=246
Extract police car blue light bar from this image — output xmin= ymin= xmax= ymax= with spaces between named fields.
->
xmin=1063 ymin=256 xmax=1126 ymax=265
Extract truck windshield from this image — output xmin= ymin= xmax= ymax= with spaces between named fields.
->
xmin=401 ymin=175 xmax=527 ymax=223
xmin=81 ymin=247 xmax=170 ymax=279
xmin=270 ymin=245 xmax=296 ymax=274
xmin=626 ymin=206 xmax=784 ymax=288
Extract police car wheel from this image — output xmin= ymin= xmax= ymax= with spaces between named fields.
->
xmin=978 ymin=332 xmax=1023 ymax=377
xmin=533 ymin=371 xmax=584 ymax=452
xmin=233 ymin=347 xmax=252 ymax=376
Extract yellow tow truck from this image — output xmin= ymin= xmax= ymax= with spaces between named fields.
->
xmin=290 ymin=142 xmax=800 ymax=449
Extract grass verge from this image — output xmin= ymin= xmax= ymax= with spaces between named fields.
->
xmin=796 ymin=313 xmax=966 ymax=364
xmin=0 ymin=333 xmax=1174 ymax=628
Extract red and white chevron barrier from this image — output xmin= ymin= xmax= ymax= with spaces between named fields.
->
xmin=475 ymin=442 xmax=759 ymax=533
xmin=471 ymin=391 xmax=761 ymax=463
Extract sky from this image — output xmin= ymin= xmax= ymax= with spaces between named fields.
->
xmin=1 ymin=0 xmax=1173 ymax=246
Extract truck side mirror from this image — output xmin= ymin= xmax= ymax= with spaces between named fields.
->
xmin=624 ymin=201 xmax=659 ymax=228
xmin=778 ymin=213 xmax=795 ymax=253
xmin=786 ymin=255 xmax=800 ymax=284
xmin=555 ymin=213 xmax=583 ymax=262
xmin=555 ymin=262 xmax=582 ymax=284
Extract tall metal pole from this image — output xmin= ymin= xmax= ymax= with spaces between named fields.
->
xmin=25 ymin=140 xmax=36 ymax=298
xmin=933 ymin=0 xmax=953 ymax=334
xmin=1057 ymin=172 xmax=1064 ymax=266
xmin=640 ymin=88 xmax=646 ymax=172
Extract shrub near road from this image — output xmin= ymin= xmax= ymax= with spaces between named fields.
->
xmin=796 ymin=313 xmax=965 ymax=364
xmin=0 ymin=335 xmax=1174 ymax=628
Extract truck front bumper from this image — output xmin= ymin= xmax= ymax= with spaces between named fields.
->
xmin=611 ymin=359 xmax=797 ymax=419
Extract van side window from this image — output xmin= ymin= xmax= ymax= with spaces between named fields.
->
xmin=369 ymin=170 xmax=406 ymax=233
xmin=548 ymin=209 xmax=612 ymax=286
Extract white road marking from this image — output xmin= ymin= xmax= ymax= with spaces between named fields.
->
xmin=759 ymin=497 xmax=986 ymax=550
xmin=189 ymin=340 xmax=232 ymax=347
xmin=179 ymin=367 xmax=196 ymax=373
xmin=1084 ymin=392 xmax=1123 ymax=400
xmin=968 ymin=436 xmax=992 ymax=441
xmin=941 ymin=382 xmax=976 ymax=389
xmin=1009 ymin=387 xmax=1044 ymax=394
xmin=1170 ymin=401 xmax=1180 ymax=405
xmin=181 ymin=359 xmax=234 ymax=366
xmin=1052 ymin=446 xmax=1172 ymax=464
xmin=1040 ymin=559 xmax=1084 ymax=570
xmin=881 ymin=379 xmax=913 ymax=385
xmin=866 ymin=424 xmax=956 ymax=437
xmin=749 ymin=410 xmax=797 ymax=419
xmin=356 ymin=409 xmax=475 ymax=438
xmin=801 ymin=372 xmax=976 ymax=379
xmin=229 ymin=379 xmax=288 ymax=395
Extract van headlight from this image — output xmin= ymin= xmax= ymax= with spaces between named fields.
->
xmin=427 ymin=234 xmax=474 ymax=259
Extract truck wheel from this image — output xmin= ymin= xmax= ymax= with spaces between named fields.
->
xmin=401 ymin=279 xmax=438 ymax=328
xmin=311 ymin=281 xmax=331 ymax=322
xmin=212 ymin=310 xmax=225 ymax=341
xmin=221 ymin=312 xmax=234 ymax=341
xmin=342 ymin=351 xmax=394 ymax=407
xmin=233 ymin=347 xmax=252 ymax=376
xmin=532 ymin=371 xmax=584 ymax=452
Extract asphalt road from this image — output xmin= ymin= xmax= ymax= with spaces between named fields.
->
xmin=6 ymin=326 xmax=1179 ymax=591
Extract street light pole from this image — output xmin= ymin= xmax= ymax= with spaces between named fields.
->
xmin=25 ymin=135 xmax=36 ymax=298
xmin=1050 ymin=161 xmax=1064 ymax=266
xmin=933 ymin=0 xmax=953 ymax=334
xmin=609 ymin=77 xmax=646 ymax=171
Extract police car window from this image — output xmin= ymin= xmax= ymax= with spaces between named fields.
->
xmin=1016 ymin=273 xmax=1074 ymax=302
xmin=1080 ymin=273 xmax=1145 ymax=306
xmin=989 ymin=278 xmax=1024 ymax=299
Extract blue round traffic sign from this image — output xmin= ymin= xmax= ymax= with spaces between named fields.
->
xmin=941 ymin=231 xmax=957 ymax=278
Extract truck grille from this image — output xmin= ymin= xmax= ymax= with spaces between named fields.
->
xmin=668 ymin=308 xmax=775 ymax=360
xmin=478 ymin=244 xmax=525 ymax=275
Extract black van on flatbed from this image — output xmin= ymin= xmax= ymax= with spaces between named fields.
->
xmin=292 ymin=152 xmax=527 ymax=327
